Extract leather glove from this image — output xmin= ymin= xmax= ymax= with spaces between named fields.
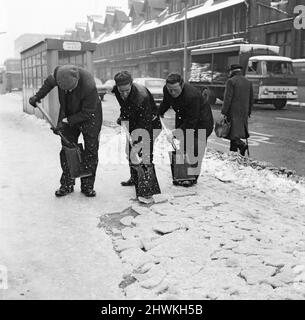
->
xmin=50 ymin=122 xmax=66 ymax=135
xmin=29 ymin=95 xmax=40 ymax=108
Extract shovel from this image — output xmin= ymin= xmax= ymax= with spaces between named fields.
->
xmin=35 ymin=103 xmax=92 ymax=179
xmin=160 ymin=118 xmax=197 ymax=183
xmin=122 ymin=124 xmax=161 ymax=198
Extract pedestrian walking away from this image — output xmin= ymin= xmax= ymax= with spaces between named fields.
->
xmin=158 ymin=73 xmax=214 ymax=187
xmin=29 ymin=65 xmax=103 ymax=197
xmin=112 ymin=71 xmax=161 ymax=188
xmin=221 ymin=64 xmax=253 ymax=156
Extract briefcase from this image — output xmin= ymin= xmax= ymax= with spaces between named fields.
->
xmin=214 ymin=116 xmax=231 ymax=138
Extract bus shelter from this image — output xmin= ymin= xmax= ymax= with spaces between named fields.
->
xmin=20 ymin=38 xmax=96 ymax=124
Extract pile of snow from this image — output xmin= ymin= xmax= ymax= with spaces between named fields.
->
xmin=202 ymin=150 xmax=305 ymax=206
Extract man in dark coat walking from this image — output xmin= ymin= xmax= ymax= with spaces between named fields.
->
xmin=112 ymin=71 xmax=161 ymax=186
xmin=158 ymin=73 xmax=214 ymax=187
xmin=29 ymin=65 xmax=103 ymax=197
xmin=221 ymin=64 xmax=253 ymax=155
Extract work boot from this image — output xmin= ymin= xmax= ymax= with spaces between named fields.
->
xmin=181 ymin=180 xmax=197 ymax=187
xmin=55 ymin=185 xmax=74 ymax=197
xmin=239 ymin=143 xmax=248 ymax=156
xmin=81 ymin=188 xmax=96 ymax=197
xmin=121 ymin=177 xmax=135 ymax=186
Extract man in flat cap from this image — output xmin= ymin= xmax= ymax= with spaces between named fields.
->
xmin=29 ymin=65 xmax=103 ymax=197
xmin=221 ymin=64 xmax=253 ymax=156
xmin=112 ymin=71 xmax=161 ymax=186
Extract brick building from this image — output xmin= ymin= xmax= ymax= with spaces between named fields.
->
xmin=92 ymin=0 xmax=304 ymax=81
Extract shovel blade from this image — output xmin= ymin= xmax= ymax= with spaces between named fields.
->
xmin=63 ymin=144 xmax=92 ymax=179
xmin=132 ymin=164 xmax=161 ymax=198
xmin=169 ymin=150 xmax=197 ymax=182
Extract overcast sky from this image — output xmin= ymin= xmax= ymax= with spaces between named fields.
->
xmin=0 ymin=0 xmax=128 ymax=65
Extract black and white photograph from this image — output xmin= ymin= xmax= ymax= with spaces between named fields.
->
xmin=1 ymin=0 xmax=305 ymax=305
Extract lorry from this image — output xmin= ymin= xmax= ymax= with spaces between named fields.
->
xmin=189 ymin=39 xmax=298 ymax=109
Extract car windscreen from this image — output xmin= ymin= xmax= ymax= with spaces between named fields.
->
xmin=262 ymin=61 xmax=294 ymax=76
xmin=145 ymin=80 xmax=165 ymax=87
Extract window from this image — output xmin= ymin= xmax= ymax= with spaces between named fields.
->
xmin=162 ymin=27 xmax=168 ymax=46
xmin=247 ymin=60 xmax=258 ymax=74
xmin=221 ymin=9 xmax=232 ymax=35
xmin=266 ymin=31 xmax=292 ymax=57
xmin=208 ymin=13 xmax=219 ymax=38
xmin=263 ymin=60 xmax=294 ymax=76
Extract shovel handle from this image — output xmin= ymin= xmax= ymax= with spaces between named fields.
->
xmin=160 ymin=118 xmax=177 ymax=150
xmin=121 ymin=124 xmax=133 ymax=146
xmin=35 ymin=103 xmax=55 ymax=128
xmin=35 ymin=103 xmax=73 ymax=147
xmin=121 ymin=124 xmax=142 ymax=164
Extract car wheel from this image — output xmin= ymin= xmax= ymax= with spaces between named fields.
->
xmin=273 ymin=99 xmax=287 ymax=110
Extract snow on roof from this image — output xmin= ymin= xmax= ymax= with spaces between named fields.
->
xmin=292 ymin=59 xmax=305 ymax=63
xmin=96 ymin=0 xmax=245 ymax=44
xmin=249 ymin=55 xmax=292 ymax=62
xmin=240 ymin=44 xmax=280 ymax=54
xmin=191 ymin=43 xmax=280 ymax=55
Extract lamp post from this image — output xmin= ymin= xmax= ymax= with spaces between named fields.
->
xmin=182 ymin=0 xmax=188 ymax=81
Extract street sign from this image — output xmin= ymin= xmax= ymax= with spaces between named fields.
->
xmin=63 ymin=41 xmax=82 ymax=51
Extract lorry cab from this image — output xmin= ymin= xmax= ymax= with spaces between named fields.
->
xmin=246 ymin=56 xmax=298 ymax=109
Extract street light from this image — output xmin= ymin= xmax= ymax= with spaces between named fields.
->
xmin=181 ymin=0 xmax=188 ymax=81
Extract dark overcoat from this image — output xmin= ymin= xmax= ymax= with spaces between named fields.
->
xmin=221 ymin=72 xmax=253 ymax=140
xmin=159 ymin=82 xmax=214 ymax=139
xmin=112 ymin=82 xmax=161 ymax=136
xmin=35 ymin=66 xmax=102 ymax=135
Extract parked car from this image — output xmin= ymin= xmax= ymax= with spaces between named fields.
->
xmin=133 ymin=77 xmax=165 ymax=104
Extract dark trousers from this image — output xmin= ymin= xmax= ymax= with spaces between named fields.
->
xmin=230 ymin=138 xmax=246 ymax=152
xmin=59 ymin=124 xmax=101 ymax=190
xmin=182 ymin=135 xmax=206 ymax=181
xmin=125 ymin=136 xmax=155 ymax=181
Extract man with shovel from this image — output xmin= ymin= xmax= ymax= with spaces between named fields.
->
xmin=158 ymin=73 xmax=214 ymax=187
xmin=112 ymin=71 xmax=161 ymax=188
xmin=29 ymin=65 xmax=102 ymax=197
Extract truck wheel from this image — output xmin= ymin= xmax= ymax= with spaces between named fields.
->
xmin=273 ymin=99 xmax=287 ymax=110
xmin=207 ymin=89 xmax=216 ymax=105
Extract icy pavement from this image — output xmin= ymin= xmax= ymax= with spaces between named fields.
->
xmin=0 ymin=93 xmax=125 ymax=299
xmin=100 ymin=130 xmax=305 ymax=300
